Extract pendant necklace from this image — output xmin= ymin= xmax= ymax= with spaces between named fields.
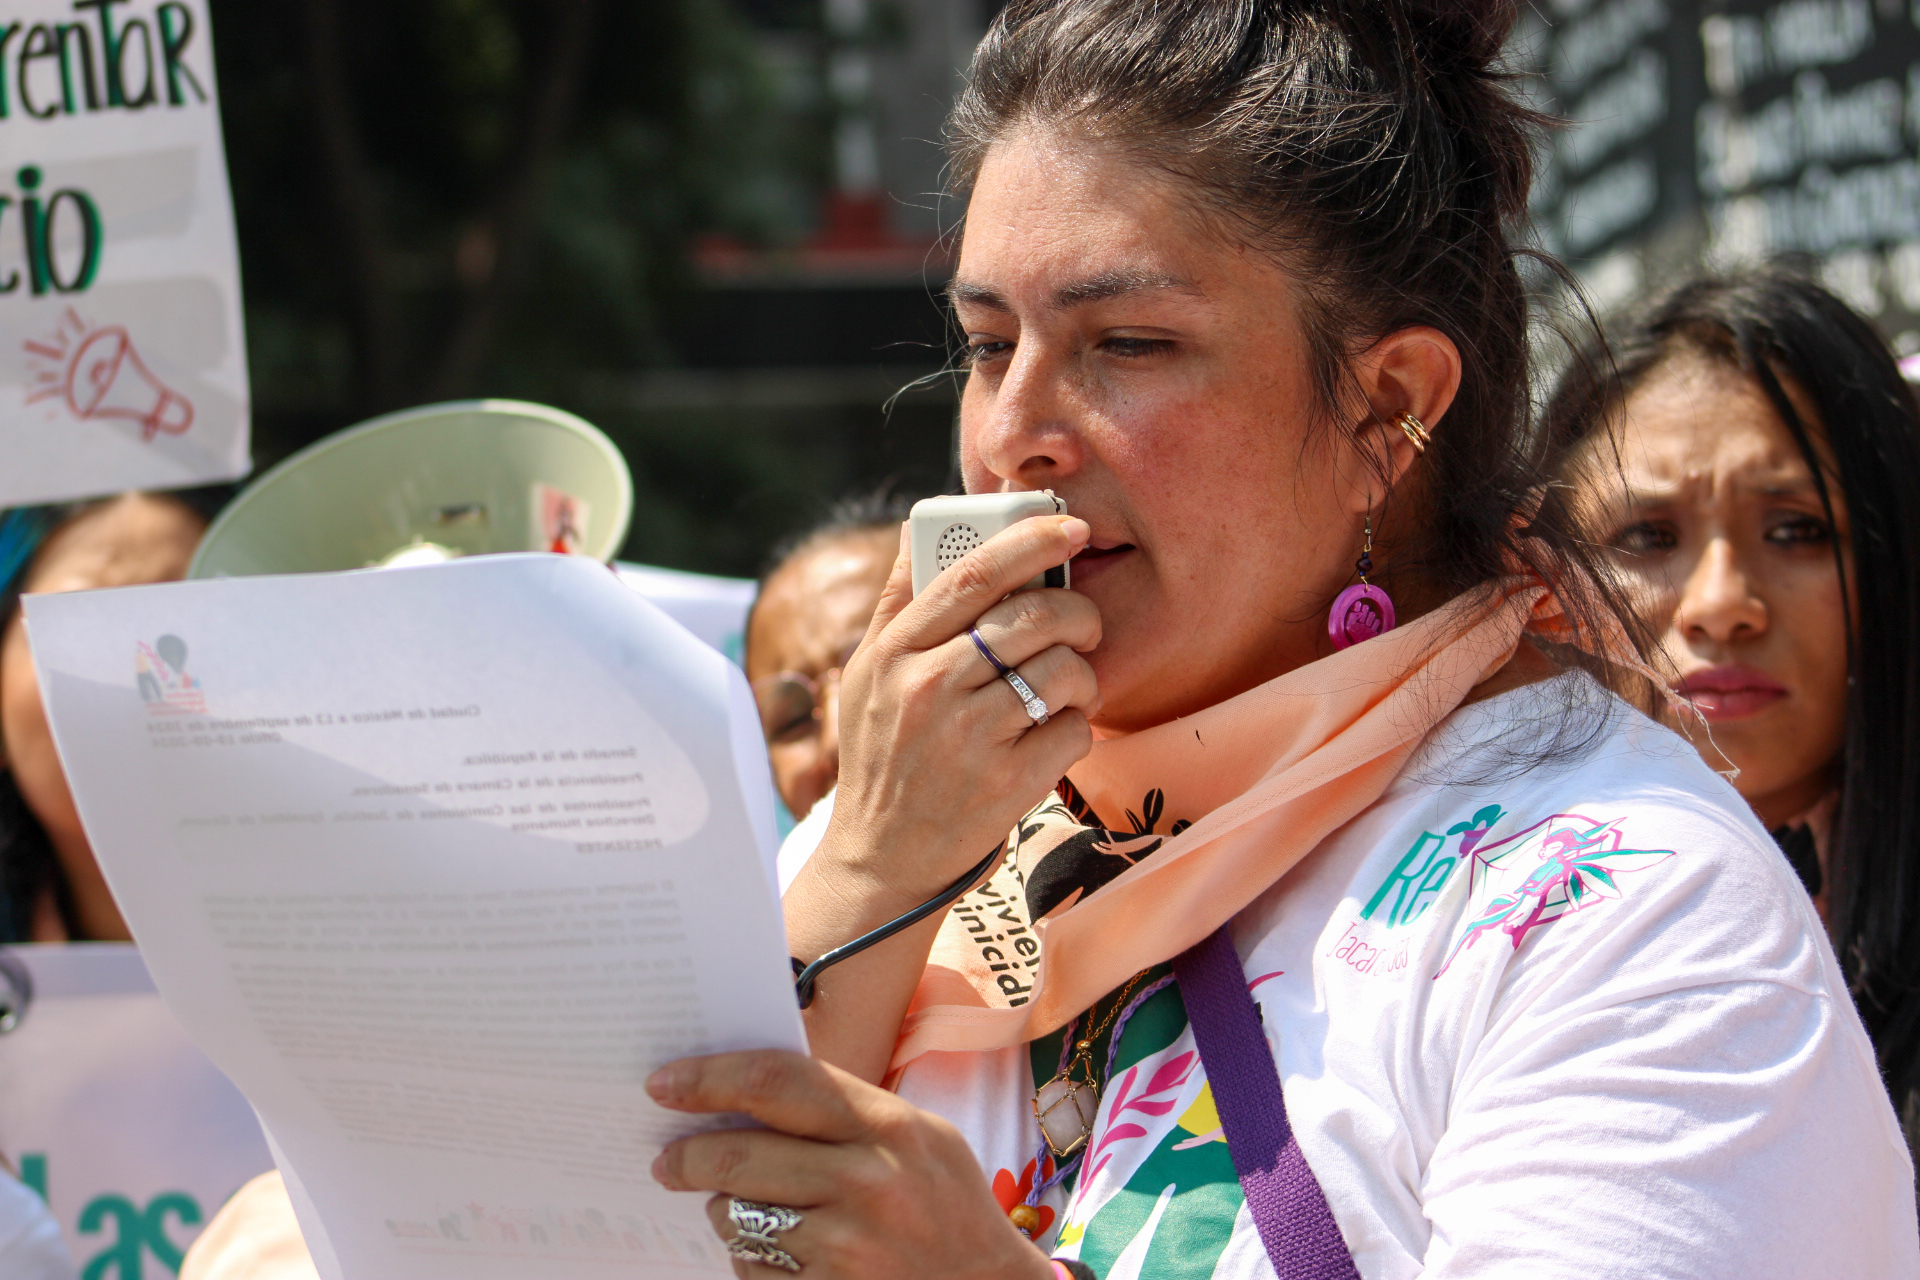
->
xmin=1032 ymin=967 xmax=1155 ymax=1160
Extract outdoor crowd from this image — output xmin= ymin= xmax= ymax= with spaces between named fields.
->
xmin=8 ymin=0 xmax=1920 ymax=1276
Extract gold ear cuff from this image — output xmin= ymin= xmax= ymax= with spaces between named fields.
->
xmin=1397 ymin=413 xmax=1430 ymax=453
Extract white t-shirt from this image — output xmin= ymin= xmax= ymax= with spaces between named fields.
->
xmin=0 ymin=1172 xmax=73 ymax=1280
xmin=785 ymin=679 xmax=1918 ymax=1277
xmin=779 ymin=786 xmax=836 ymax=893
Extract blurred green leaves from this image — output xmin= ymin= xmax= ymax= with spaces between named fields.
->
xmin=210 ymin=0 xmax=955 ymax=577
xmin=212 ymin=0 xmax=831 ymax=440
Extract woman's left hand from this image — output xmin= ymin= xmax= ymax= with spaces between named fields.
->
xmin=649 ymin=1050 xmax=1055 ymax=1280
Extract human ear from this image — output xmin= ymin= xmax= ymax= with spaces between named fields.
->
xmin=1340 ymin=325 xmax=1463 ymax=514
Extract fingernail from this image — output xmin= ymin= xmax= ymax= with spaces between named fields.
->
xmin=646 ymin=1064 xmax=684 ymax=1105
xmin=650 ymin=1151 xmax=671 ymax=1185
xmin=1062 ymin=518 xmax=1090 ymax=551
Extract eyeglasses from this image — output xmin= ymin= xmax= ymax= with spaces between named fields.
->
xmin=753 ymin=669 xmax=838 ymax=744
xmin=752 ymin=641 xmax=861 ymax=745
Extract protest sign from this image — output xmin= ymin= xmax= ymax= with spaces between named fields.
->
xmin=0 ymin=944 xmax=274 ymax=1277
xmin=1520 ymin=0 xmax=1920 ymax=333
xmin=0 ymin=0 xmax=249 ymax=507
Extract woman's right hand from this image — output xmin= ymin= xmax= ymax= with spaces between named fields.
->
xmin=781 ymin=512 xmax=1099 ymax=1081
xmin=823 ymin=512 xmax=1100 ymax=906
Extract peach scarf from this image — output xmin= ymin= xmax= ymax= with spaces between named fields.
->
xmin=893 ymin=578 xmax=1585 ymax=1071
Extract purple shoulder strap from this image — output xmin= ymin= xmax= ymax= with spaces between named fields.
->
xmin=1173 ymin=925 xmax=1361 ymax=1280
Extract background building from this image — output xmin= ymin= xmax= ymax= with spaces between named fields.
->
xmin=212 ymin=1 xmax=1919 ymax=580
xmin=1522 ymin=0 xmax=1920 ymax=353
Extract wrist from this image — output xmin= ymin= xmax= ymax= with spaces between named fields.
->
xmin=815 ymin=814 xmax=997 ymax=909
xmin=794 ymin=833 xmax=942 ymax=922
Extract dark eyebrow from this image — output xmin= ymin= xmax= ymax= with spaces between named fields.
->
xmin=945 ymin=280 xmax=1012 ymax=312
xmin=1052 ymin=269 xmax=1200 ymax=308
xmin=945 ymin=270 xmax=1201 ymax=314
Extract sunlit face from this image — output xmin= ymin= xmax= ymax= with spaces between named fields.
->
xmin=745 ymin=530 xmax=896 ymax=820
xmin=1 ymin=494 xmax=205 ymax=934
xmin=1582 ymin=353 xmax=1850 ymax=827
xmin=952 ymin=129 xmax=1371 ymax=733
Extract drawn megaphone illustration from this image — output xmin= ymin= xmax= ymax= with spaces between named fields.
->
xmin=63 ymin=324 xmax=194 ymax=440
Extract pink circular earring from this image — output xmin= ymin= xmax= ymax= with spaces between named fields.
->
xmin=1328 ymin=515 xmax=1395 ymax=650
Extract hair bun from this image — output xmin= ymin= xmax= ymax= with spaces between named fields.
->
xmin=1403 ymin=0 xmax=1522 ymax=69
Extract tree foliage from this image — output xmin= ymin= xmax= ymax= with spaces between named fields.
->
xmin=212 ymin=0 xmax=828 ymax=454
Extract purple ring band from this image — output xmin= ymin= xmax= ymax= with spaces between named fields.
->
xmin=969 ymin=626 xmax=1013 ymax=676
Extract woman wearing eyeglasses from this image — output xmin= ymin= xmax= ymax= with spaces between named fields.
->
xmin=745 ymin=496 xmax=908 ymax=827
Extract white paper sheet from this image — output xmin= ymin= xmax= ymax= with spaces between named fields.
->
xmin=24 ymin=554 xmax=806 ymax=1280
xmin=612 ymin=563 xmax=756 ymax=664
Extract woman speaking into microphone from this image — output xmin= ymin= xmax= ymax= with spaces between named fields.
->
xmin=646 ymin=2 xmax=1916 ymax=1276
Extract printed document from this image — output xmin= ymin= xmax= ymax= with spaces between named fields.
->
xmin=25 ymin=554 xmax=805 ymax=1279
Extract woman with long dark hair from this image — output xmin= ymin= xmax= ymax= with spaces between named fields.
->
xmin=1549 ymin=268 xmax=1920 ymax=1156
xmin=0 ymin=492 xmax=211 ymax=941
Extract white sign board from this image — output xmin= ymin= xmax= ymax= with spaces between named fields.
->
xmin=0 ymin=0 xmax=248 ymax=507
xmin=0 ymin=944 xmax=274 ymax=1275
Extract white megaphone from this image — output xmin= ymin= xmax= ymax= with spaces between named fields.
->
xmin=188 ymin=399 xmax=633 ymax=580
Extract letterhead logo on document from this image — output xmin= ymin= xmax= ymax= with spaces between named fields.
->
xmin=136 ymin=634 xmax=204 ymax=715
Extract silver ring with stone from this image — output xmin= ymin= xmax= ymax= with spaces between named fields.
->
xmin=1003 ymin=670 xmax=1049 ymax=725
xmin=726 ymin=1198 xmax=803 ymax=1272
xmin=969 ymin=627 xmax=1048 ymax=726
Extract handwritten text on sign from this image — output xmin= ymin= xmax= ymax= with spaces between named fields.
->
xmin=0 ymin=0 xmax=248 ymax=508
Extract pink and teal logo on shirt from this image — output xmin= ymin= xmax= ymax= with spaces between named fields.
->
xmin=1436 ymin=812 xmax=1674 ymax=976
xmin=1359 ymin=804 xmax=1506 ymax=927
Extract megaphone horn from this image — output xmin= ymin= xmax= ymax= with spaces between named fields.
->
xmin=188 ymin=400 xmax=634 ymax=580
